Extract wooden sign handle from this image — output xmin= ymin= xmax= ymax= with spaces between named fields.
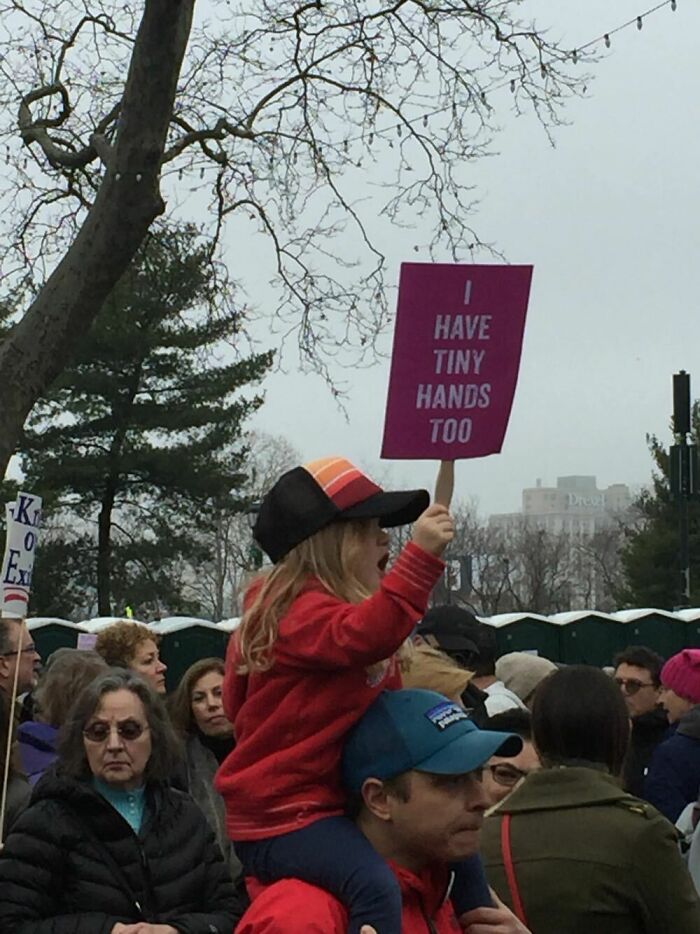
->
xmin=434 ymin=460 xmax=455 ymax=508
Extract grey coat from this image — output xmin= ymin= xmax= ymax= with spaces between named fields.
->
xmin=184 ymin=734 xmax=242 ymax=883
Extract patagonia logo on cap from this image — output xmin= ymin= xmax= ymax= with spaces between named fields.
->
xmin=425 ymin=701 xmax=468 ymax=731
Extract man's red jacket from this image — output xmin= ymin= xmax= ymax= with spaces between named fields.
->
xmin=215 ymin=542 xmax=444 ymax=841
xmin=236 ymin=862 xmax=462 ymax=933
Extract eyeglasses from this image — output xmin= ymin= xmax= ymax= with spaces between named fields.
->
xmin=614 ymin=677 xmax=656 ymax=696
xmin=0 ymin=643 xmax=37 ymax=657
xmin=488 ymin=764 xmax=529 ymax=788
xmin=83 ymin=719 xmax=149 ymax=743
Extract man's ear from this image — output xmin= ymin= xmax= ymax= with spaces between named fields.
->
xmin=361 ymin=778 xmax=393 ymax=822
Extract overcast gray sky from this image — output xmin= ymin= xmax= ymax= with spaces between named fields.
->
xmin=237 ymin=1 xmax=700 ymax=515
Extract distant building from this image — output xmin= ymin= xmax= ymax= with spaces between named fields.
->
xmin=490 ymin=475 xmax=633 ymax=538
xmin=487 ymin=476 xmax=634 ymax=612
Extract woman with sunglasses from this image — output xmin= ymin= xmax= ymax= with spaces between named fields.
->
xmin=480 ymin=666 xmax=700 ymax=934
xmin=0 ymin=669 xmax=242 ymax=933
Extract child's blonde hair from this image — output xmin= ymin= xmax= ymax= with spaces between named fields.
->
xmin=237 ymin=519 xmax=376 ymax=674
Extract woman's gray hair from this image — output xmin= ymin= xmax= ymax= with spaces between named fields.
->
xmin=58 ymin=668 xmax=182 ymax=782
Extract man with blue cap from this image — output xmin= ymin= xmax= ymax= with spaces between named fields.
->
xmin=237 ymin=689 xmax=531 ymax=933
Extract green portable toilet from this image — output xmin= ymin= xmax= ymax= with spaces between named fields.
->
xmin=610 ymin=609 xmax=686 ymax=661
xmin=150 ymin=617 xmax=228 ymax=692
xmin=217 ymin=617 xmax=241 ymax=633
xmin=670 ymin=609 xmax=700 ymax=650
xmin=549 ymin=611 xmax=624 ymax=667
xmin=78 ymin=616 xmax=147 ymax=634
xmin=217 ymin=618 xmax=240 ymax=647
xmin=26 ymin=617 xmax=80 ymax=661
xmin=483 ymin=613 xmax=561 ymax=662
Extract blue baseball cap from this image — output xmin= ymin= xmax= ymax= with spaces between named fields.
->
xmin=342 ymin=689 xmax=523 ymax=793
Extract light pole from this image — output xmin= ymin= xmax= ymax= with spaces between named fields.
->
xmin=670 ymin=371 xmax=697 ymax=607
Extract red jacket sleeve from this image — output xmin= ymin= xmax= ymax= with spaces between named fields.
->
xmin=273 ymin=542 xmax=444 ymax=670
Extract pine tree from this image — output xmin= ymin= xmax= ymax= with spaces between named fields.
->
xmin=618 ymin=402 xmax=700 ymax=609
xmin=20 ymin=224 xmax=273 ymax=618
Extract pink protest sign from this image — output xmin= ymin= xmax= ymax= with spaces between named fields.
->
xmin=381 ymin=263 xmax=532 ymax=460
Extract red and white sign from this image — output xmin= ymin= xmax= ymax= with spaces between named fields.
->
xmin=381 ymin=263 xmax=533 ymax=460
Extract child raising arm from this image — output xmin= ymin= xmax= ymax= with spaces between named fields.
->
xmin=216 ymin=457 xmax=486 ymax=932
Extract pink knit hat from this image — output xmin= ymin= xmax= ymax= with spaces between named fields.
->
xmin=661 ymin=649 xmax=700 ymax=705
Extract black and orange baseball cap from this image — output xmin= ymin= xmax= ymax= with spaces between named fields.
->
xmin=254 ymin=456 xmax=429 ymax=563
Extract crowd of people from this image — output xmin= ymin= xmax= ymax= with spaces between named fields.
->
xmin=1 ymin=456 xmax=700 ymax=932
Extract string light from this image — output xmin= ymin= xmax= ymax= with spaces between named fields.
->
xmin=303 ymin=1 xmax=680 ymax=152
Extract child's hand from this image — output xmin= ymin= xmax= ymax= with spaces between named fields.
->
xmin=411 ymin=504 xmax=454 ymax=556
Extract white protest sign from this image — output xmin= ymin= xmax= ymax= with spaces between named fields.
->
xmin=1 ymin=491 xmax=42 ymax=618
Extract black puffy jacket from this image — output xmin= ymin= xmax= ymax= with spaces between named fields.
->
xmin=0 ymin=770 xmax=243 ymax=934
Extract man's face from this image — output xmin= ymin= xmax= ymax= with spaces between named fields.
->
xmin=0 ymin=621 xmax=41 ymax=695
xmin=481 ymin=739 xmax=541 ymax=809
xmin=386 ymin=769 xmax=488 ymax=868
xmin=614 ymin=662 xmax=661 ymax=717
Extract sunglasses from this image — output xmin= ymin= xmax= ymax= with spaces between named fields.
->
xmin=83 ymin=719 xmax=149 ymax=743
xmin=614 ymin=677 xmax=656 ymax=696
xmin=489 ymin=763 xmax=529 ymax=788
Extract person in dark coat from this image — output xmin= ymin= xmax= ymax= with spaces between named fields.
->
xmin=481 ymin=666 xmax=700 ymax=934
xmin=644 ymin=648 xmax=700 ymax=823
xmin=0 ymin=669 xmax=242 ymax=934
xmin=0 ymin=689 xmax=30 ymax=839
xmin=613 ymin=645 xmax=668 ymax=798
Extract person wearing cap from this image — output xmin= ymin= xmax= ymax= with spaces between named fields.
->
xmin=481 ymin=666 xmax=700 ymax=933
xmin=236 ymin=688 xmax=529 ymax=934
xmin=494 ymin=653 xmax=557 ymax=709
xmin=643 ymin=648 xmax=700 ymax=823
xmin=415 ymin=605 xmax=490 ymax=726
xmin=418 ymin=607 xmax=525 ymax=718
xmin=217 ymin=457 xmax=472 ymax=933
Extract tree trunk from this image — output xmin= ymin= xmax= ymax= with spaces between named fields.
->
xmin=0 ymin=0 xmax=195 ymax=479
xmin=97 ymin=485 xmax=116 ymax=616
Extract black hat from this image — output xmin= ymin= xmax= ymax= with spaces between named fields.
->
xmin=418 ymin=606 xmax=487 ymax=655
xmin=254 ymin=456 xmax=429 ymax=563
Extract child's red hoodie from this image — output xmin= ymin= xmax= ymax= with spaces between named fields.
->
xmin=215 ymin=541 xmax=444 ymax=841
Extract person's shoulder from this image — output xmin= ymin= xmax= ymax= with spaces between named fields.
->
xmin=614 ymin=794 xmax=662 ymax=820
xmin=238 ymin=878 xmax=346 ymax=933
xmin=652 ymin=728 xmax=700 ymax=765
xmin=161 ymin=782 xmax=209 ymax=817
xmin=612 ymin=793 xmax=681 ymax=841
